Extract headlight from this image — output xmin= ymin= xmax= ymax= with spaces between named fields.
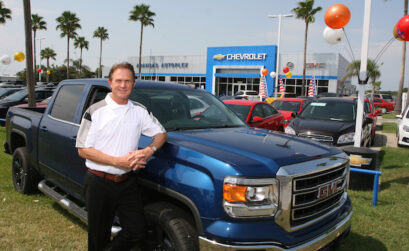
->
xmin=223 ymin=177 xmax=279 ymax=217
xmin=403 ymin=125 xmax=409 ymax=132
xmin=337 ymin=132 xmax=355 ymax=144
xmin=285 ymin=125 xmax=296 ymax=135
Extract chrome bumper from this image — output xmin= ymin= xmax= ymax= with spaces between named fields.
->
xmin=198 ymin=209 xmax=352 ymax=251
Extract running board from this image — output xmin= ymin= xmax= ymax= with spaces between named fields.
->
xmin=38 ymin=180 xmax=121 ymax=235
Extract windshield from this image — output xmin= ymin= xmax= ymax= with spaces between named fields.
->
xmin=272 ymin=100 xmax=301 ymax=112
xmin=225 ymin=104 xmax=251 ymax=121
xmin=299 ymin=101 xmax=356 ymax=122
xmin=3 ymin=89 xmax=28 ymax=101
xmin=130 ymin=88 xmax=246 ymax=131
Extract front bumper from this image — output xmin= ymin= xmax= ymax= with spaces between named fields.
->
xmin=198 ymin=209 xmax=353 ymax=251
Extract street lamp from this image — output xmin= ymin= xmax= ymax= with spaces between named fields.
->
xmin=268 ymin=14 xmax=293 ymax=98
xmin=36 ymin=37 xmax=45 ymax=82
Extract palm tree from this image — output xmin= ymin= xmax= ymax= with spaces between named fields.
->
xmin=40 ymin=47 xmax=56 ymax=82
xmin=74 ymin=36 xmax=89 ymax=78
xmin=32 ymin=14 xmax=47 ymax=78
xmin=292 ymin=0 xmax=322 ymax=96
xmin=23 ymin=0 xmax=36 ymax=107
xmin=93 ymin=27 xmax=109 ymax=78
xmin=129 ymin=4 xmax=155 ymax=79
xmin=344 ymin=59 xmax=381 ymax=98
xmin=0 ymin=1 xmax=12 ymax=24
xmin=56 ymin=11 xmax=81 ymax=79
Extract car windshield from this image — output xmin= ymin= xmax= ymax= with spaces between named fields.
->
xmin=130 ymin=88 xmax=246 ymax=131
xmin=382 ymin=94 xmax=393 ymax=100
xmin=299 ymin=101 xmax=356 ymax=122
xmin=225 ymin=104 xmax=251 ymax=120
xmin=272 ymin=100 xmax=301 ymax=112
xmin=3 ymin=89 xmax=28 ymax=101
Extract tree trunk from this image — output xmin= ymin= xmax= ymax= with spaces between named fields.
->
xmin=138 ymin=22 xmax=144 ymax=80
xmin=46 ymin=58 xmax=49 ymax=82
xmin=23 ymin=0 xmax=35 ymax=108
xmin=66 ymin=35 xmax=70 ymax=79
xmin=33 ymin=30 xmax=36 ymax=82
xmin=396 ymin=0 xmax=408 ymax=113
xmin=99 ymin=38 xmax=103 ymax=78
xmin=80 ymin=48 xmax=83 ymax=78
xmin=301 ymin=21 xmax=309 ymax=96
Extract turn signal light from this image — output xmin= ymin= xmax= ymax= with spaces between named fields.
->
xmin=223 ymin=184 xmax=247 ymax=202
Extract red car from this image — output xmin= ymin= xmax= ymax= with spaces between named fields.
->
xmin=271 ymin=98 xmax=313 ymax=127
xmin=373 ymin=98 xmax=394 ymax=113
xmin=223 ymin=99 xmax=284 ymax=131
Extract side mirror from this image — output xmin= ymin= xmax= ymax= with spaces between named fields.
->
xmin=291 ymin=112 xmax=297 ymax=118
xmin=252 ymin=116 xmax=263 ymax=122
xmin=365 ymin=117 xmax=374 ymax=124
xmin=374 ymin=110 xmax=381 ymax=116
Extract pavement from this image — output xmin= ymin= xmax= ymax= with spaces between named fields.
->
xmin=371 ymin=116 xmax=398 ymax=150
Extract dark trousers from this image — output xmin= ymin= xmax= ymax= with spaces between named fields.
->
xmin=85 ymin=171 xmax=146 ymax=251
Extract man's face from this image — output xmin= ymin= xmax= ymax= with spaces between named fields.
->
xmin=108 ymin=68 xmax=135 ymax=104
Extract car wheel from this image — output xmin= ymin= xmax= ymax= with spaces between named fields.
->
xmin=12 ymin=147 xmax=41 ymax=194
xmin=144 ymin=202 xmax=199 ymax=251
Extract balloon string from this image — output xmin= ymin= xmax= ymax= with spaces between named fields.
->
xmin=374 ymin=37 xmax=396 ymax=65
xmin=342 ymin=28 xmax=361 ymax=78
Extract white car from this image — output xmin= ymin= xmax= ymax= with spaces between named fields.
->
xmin=234 ymin=90 xmax=260 ymax=101
xmin=397 ymin=106 xmax=409 ymax=147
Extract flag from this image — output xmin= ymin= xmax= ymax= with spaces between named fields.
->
xmin=308 ymin=76 xmax=317 ymax=97
xmin=259 ymin=75 xmax=267 ymax=99
xmin=279 ymin=78 xmax=285 ymax=93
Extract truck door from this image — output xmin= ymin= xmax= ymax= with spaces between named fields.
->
xmin=38 ymin=84 xmax=87 ymax=197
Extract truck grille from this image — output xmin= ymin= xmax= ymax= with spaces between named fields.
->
xmin=297 ymin=133 xmax=333 ymax=143
xmin=291 ymin=165 xmax=347 ymax=227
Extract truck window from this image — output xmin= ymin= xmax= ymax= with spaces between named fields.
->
xmin=82 ymin=86 xmax=111 ymax=116
xmin=50 ymin=85 xmax=85 ymax=123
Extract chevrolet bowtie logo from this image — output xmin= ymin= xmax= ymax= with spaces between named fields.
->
xmin=213 ymin=54 xmax=226 ymax=60
xmin=349 ymin=154 xmax=372 ymax=167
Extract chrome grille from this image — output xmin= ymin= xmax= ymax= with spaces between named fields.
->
xmin=297 ymin=133 xmax=333 ymax=142
xmin=291 ymin=165 xmax=348 ymax=227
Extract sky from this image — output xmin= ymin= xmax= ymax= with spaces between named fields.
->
xmin=0 ymin=0 xmax=407 ymax=91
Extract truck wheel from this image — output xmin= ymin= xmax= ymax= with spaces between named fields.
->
xmin=144 ymin=202 xmax=199 ymax=251
xmin=12 ymin=147 xmax=40 ymax=194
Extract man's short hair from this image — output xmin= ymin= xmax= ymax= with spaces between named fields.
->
xmin=108 ymin=62 xmax=136 ymax=81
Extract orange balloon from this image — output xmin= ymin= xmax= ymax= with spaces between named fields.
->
xmin=261 ymin=68 xmax=269 ymax=76
xmin=324 ymin=4 xmax=351 ymax=29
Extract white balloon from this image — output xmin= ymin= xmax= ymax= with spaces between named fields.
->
xmin=270 ymin=71 xmax=277 ymax=78
xmin=323 ymin=27 xmax=344 ymax=44
xmin=0 ymin=55 xmax=12 ymax=65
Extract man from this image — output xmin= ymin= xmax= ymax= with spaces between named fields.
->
xmin=76 ymin=62 xmax=167 ymax=251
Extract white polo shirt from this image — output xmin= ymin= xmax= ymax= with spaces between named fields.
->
xmin=76 ymin=93 xmax=166 ymax=175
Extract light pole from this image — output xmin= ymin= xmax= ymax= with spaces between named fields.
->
xmin=268 ymin=14 xmax=293 ymax=98
xmin=36 ymin=37 xmax=45 ymax=82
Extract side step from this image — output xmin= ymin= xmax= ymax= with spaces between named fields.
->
xmin=38 ymin=180 xmax=121 ymax=235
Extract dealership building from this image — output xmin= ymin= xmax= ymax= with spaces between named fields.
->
xmin=128 ymin=45 xmax=353 ymax=97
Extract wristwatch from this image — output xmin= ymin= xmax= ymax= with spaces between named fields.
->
xmin=150 ymin=146 xmax=157 ymax=152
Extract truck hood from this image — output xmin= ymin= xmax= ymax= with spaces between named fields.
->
xmin=167 ymin=127 xmax=342 ymax=175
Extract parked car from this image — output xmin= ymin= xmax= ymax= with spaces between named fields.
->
xmin=271 ymin=97 xmax=313 ymax=127
xmin=265 ymin=92 xmax=297 ymax=104
xmin=0 ymin=87 xmax=23 ymax=99
xmin=367 ymin=93 xmax=395 ymax=105
xmin=223 ymin=99 xmax=285 ymax=131
xmin=285 ymin=97 xmax=373 ymax=147
xmin=373 ymin=98 xmax=394 ymax=113
xmin=0 ymin=87 xmax=54 ymax=123
xmin=219 ymin=95 xmax=248 ymax=100
xmin=397 ymin=106 xmax=409 ymax=147
xmin=13 ymin=96 xmax=51 ymax=108
xmin=234 ymin=90 xmax=260 ymax=100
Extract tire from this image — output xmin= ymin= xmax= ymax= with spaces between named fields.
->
xmin=144 ymin=202 xmax=199 ymax=251
xmin=12 ymin=147 xmax=40 ymax=194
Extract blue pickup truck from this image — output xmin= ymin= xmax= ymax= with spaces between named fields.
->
xmin=4 ymin=79 xmax=352 ymax=250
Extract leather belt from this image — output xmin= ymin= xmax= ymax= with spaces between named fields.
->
xmin=88 ymin=169 xmax=131 ymax=182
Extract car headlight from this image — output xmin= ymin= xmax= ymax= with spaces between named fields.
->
xmin=337 ymin=132 xmax=355 ymax=144
xmin=223 ymin=177 xmax=279 ymax=217
xmin=285 ymin=125 xmax=296 ymax=135
xmin=403 ymin=125 xmax=409 ymax=132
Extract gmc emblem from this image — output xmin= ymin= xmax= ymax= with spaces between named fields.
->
xmin=317 ymin=179 xmax=344 ymax=199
